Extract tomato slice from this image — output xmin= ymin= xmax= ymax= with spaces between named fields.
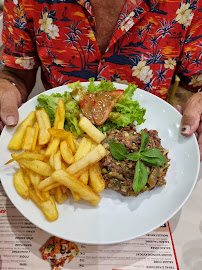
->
xmin=81 ymin=90 xmax=124 ymax=126
xmin=92 ymin=90 xmax=124 ymax=126
xmin=80 ymin=93 xmax=96 ymax=124
xmin=106 ymin=90 xmax=124 ymax=106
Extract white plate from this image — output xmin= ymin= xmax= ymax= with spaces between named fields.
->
xmin=0 ymin=82 xmax=200 ymax=245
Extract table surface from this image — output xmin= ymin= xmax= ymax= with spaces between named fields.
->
xmin=170 ymin=164 xmax=202 ymax=270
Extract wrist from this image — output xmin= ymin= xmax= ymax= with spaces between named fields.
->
xmin=1 ymin=78 xmax=17 ymax=87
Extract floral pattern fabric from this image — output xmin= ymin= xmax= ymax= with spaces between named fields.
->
xmin=1 ymin=0 xmax=202 ymax=100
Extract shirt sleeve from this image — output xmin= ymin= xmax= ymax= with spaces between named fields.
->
xmin=1 ymin=0 xmax=40 ymax=70
xmin=175 ymin=5 xmax=202 ymax=92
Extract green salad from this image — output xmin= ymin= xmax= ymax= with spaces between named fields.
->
xmin=36 ymin=78 xmax=146 ymax=136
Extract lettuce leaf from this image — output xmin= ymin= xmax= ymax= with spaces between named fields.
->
xmin=36 ymin=92 xmax=71 ymax=125
xmin=87 ymin=78 xmax=116 ymax=92
xmin=36 ymin=91 xmax=83 ymax=136
xmin=36 ymin=80 xmax=146 ymax=136
xmin=67 ymin=81 xmax=87 ymax=92
xmin=99 ymin=83 xmax=146 ymax=132
xmin=65 ymin=99 xmax=83 ymax=136
xmin=119 ymin=83 xmax=138 ymax=102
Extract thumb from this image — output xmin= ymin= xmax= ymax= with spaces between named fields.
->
xmin=0 ymin=87 xmax=21 ymax=126
xmin=181 ymin=93 xmax=202 ymax=136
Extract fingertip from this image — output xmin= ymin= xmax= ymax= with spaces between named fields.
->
xmin=181 ymin=114 xmax=200 ymax=136
xmin=5 ymin=116 xmax=18 ymax=126
xmin=1 ymin=109 xmax=19 ymax=127
xmin=1 ymin=103 xmax=19 ymax=127
xmin=0 ymin=87 xmax=20 ymax=127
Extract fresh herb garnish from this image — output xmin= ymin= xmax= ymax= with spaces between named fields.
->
xmin=140 ymin=130 xmax=149 ymax=151
xmin=109 ymin=130 xmax=167 ymax=193
xmin=109 ymin=142 xmax=128 ymax=161
xmin=140 ymin=149 xmax=167 ymax=166
xmin=133 ymin=160 xmax=148 ymax=194
xmin=125 ymin=152 xmax=139 ymax=161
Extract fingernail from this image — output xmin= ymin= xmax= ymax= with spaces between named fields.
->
xmin=6 ymin=116 xmax=16 ymax=126
xmin=181 ymin=125 xmax=190 ymax=134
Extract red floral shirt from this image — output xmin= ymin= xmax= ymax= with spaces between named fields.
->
xmin=1 ymin=0 xmax=202 ymax=100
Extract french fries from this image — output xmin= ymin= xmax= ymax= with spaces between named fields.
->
xmin=21 ymin=123 xmax=39 ymax=151
xmin=17 ymin=159 xmax=54 ymax=177
xmin=74 ymin=137 xmax=92 ymax=162
xmin=8 ymin=111 xmax=36 ymax=150
xmin=66 ymin=132 xmax=76 ymax=154
xmin=12 ymin=152 xmax=44 ymax=162
xmin=52 ymin=170 xmax=101 ymax=206
xmin=89 ymin=163 xmax=105 ymax=193
xmin=44 ymin=137 xmax=60 ymax=158
xmin=22 ymin=125 xmax=35 ymax=151
xmin=54 ymin=98 xmax=66 ymax=129
xmin=22 ymin=168 xmax=31 ymax=189
xmin=38 ymin=176 xmax=57 ymax=190
xmin=60 ymin=140 xmax=74 ymax=164
xmin=7 ymin=99 xmax=107 ymax=222
xmin=36 ymin=108 xmax=51 ymax=145
xmin=28 ymin=170 xmax=42 ymax=187
xmin=29 ymin=190 xmax=58 ymax=221
xmin=79 ymin=117 xmax=106 ymax=144
xmin=67 ymin=144 xmax=106 ymax=175
xmin=48 ymin=128 xmax=70 ymax=139
xmin=53 ymin=150 xmax=62 ymax=170
xmin=71 ymin=137 xmax=91 ymax=201
xmin=44 ymin=98 xmax=66 ymax=158
xmin=31 ymin=122 xmax=39 ymax=151
xmin=13 ymin=169 xmax=29 ymax=199
xmin=54 ymin=186 xmax=68 ymax=204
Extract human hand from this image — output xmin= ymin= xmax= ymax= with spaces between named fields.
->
xmin=176 ymin=92 xmax=202 ymax=161
xmin=0 ymin=79 xmax=22 ymax=133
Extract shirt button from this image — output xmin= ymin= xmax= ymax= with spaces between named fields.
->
xmin=101 ymin=58 xmax=106 ymax=65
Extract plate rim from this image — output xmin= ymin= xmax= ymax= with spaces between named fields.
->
xmin=0 ymin=81 xmax=200 ymax=244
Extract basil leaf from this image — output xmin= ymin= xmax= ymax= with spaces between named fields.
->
xmin=140 ymin=157 xmax=165 ymax=166
xmin=132 ymin=160 xmax=148 ymax=193
xmin=109 ymin=142 xmax=128 ymax=161
xmin=140 ymin=148 xmax=167 ymax=166
xmin=126 ymin=152 xmax=139 ymax=161
xmin=140 ymin=130 xmax=149 ymax=152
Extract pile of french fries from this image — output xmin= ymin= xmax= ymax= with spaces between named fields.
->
xmin=7 ymin=98 xmax=107 ymax=221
